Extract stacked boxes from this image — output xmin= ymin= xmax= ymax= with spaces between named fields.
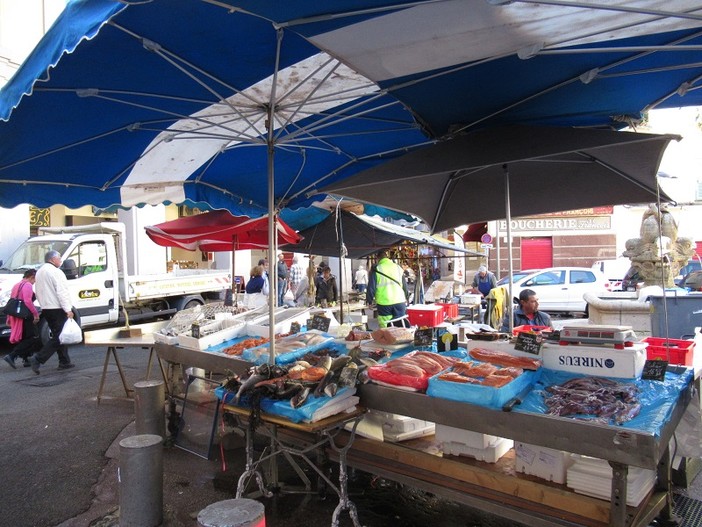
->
xmin=436 ymin=425 xmax=513 ymax=463
xmin=515 ymin=442 xmax=573 ymax=484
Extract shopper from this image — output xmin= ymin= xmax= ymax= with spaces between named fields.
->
xmin=500 ymin=288 xmax=553 ymax=333
xmin=28 ymin=250 xmax=76 ymax=374
xmin=366 ymin=249 xmax=408 ymax=328
xmin=315 ymin=267 xmax=338 ymax=307
xmin=354 ymin=265 xmax=368 ymax=293
xmin=289 ymin=256 xmax=303 ymax=295
xmin=245 ymin=265 xmax=268 ymax=295
xmin=3 ymin=269 xmax=41 ymax=369
xmin=276 ymin=253 xmax=288 ymax=306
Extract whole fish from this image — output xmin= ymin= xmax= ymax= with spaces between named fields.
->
xmin=313 ymin=369 xmax=337 ymax=398
xmin=291 ymin=386 xmax=310 ymax=408
xmin=324 ymin=383 xmax=338 ymax=397
xmin=233 ymin=373 xmax=267 ymax=403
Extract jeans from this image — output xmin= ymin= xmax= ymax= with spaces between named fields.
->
xmin=277 ymin=279 xmax=287 ymax=306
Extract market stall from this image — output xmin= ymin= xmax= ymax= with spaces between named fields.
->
xmin=152 ymin=305 xmax=697 ymax=527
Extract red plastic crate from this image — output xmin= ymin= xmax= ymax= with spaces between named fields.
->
xmin=512 ymin=325 xmax=551 ymax=336
xmin=436 ymin=303 xmax=459 ymax=319
xmin=643 ymin=337 xmax=695 ymax=366
xmin=407 ymin=304 xmax=444 ymax=327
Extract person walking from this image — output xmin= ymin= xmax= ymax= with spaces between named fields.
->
xmin=289 ymin=256 xmax=303 ymax=295
xmin=3 ymin=269 xmax=41 ymax=368
xmin=366 ymin=250 xmax=408 ymax=328
xmin=500 ymin=288 xmax=553 ymax=333
xmin=354 ymin=265 xmax=368 ymax=294
xmin=28 ymin=250 xmax=76 ymax=374
xmin=276 ymin=253 xmax=289 ymax=307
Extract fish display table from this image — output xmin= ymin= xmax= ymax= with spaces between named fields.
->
xmin=223 ymin=404 xmax=366 ymax=527
xmin=83 ymin=321 xmax=169 ymax=404
xmin=355 ymin=365 xmax=694 ymax=527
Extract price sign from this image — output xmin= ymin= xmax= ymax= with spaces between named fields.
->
xmin=514 ymin=332 xmax=543 ymax=355
xmin=642 ymin=359 xmax=668 ymax=381
xmin=437 ymin=328 xmax=458 ymax=352
xmin=307 ymin=314 xmax=331 ymax=333
xmin=289 ymin=322 xmax=301 ymax=334
xmin=414 ymin=327 xmax=434 ymax=347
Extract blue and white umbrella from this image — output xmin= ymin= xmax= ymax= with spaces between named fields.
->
xmin=1 ymin=0 xmax=701 ymax=214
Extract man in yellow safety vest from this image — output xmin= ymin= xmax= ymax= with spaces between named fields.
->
xmin=366 ymin=249 xmax=409 ymax=328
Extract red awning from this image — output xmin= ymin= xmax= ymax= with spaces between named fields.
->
xmin=145 ymin=210 xmax=301 ymax=251
xmin=462 ymin=223 xmax=487 ymax=243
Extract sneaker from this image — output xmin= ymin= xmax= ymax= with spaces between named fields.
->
xmin=28 ymin=355 xmax=40 ymax=375
xmin=3 ymin=355 xmax=16 ymax=369
xmin=57 ymin=363 xmax=75 ymax=370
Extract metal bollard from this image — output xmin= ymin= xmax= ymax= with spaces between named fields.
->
xmin=134 ymin=380 xmax=166 ymax=438
xmin=119 ymin=434 xmax=163 ymax=527
xmin=197 ymin=498 xmax=266 ymax=527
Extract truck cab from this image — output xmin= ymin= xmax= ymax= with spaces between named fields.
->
xmin=0 ymin=228 xmax=120 ymax=336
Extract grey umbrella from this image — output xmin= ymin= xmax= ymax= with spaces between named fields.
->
xmin=323 ymin=125 xmax=679 ymax=331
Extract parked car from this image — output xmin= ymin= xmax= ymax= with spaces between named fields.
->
xmin=591 ymin=258 xmax=631 ymax=291
xmin=500 ymin=266 xmax=609 ymax=315
xmin=680 ymin=270 xmax=702 ymax=292
xmin=621 ymin=266 xmax=643 ymax=292
xmin=675 ymin=258 xmax=702 ymax=286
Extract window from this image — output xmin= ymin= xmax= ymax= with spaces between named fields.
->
xmin=571 ymin=270 xmax=596 ymax=284
xmin=529 ymin=271 xmax=564 ymax=286
xmin=66 ymin=241 xmax=107 ymax=276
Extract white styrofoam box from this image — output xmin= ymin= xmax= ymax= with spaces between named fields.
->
xmin=246 ymin=307 xmax=312 ymax=337
xmin=442 ymin=437 xmax=513 ymax=463
xmin=460 ymin=293 xmax=482 ymax=306
xmin=153 ymin=332 xmax=179 ymax=345
xmin=435 ymin=424 xmax=501 ymax=450
xmin=566 ymin=455 xmax=656 ymax=507
xmin=541 ymin=342 xmax=646 ymax=379
xmin=365 ymin=410 xmax=435 ymax=436
xmin=177 ymin=318 xmax=245 ymax=351
xmin=515 ymin=442 xmax=573 ymax=484
xmin=383 ymin=424 xmax=435 ymax=443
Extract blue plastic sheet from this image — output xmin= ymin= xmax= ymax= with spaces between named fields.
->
xmin=240 ymin=333 xmax=338 ymax=365
xmin=215 ymin=385 xmax=355 ymax=423
xmin=516 ymin=368 xmax=694 ymax=437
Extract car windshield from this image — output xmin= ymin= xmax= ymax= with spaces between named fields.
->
xmin=0 ymin=240 xmax=71 ymax=272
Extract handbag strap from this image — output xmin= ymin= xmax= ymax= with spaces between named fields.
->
xmin=11 ymin=281 xmax=26 ymax=300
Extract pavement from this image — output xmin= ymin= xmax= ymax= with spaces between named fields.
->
xmin=2 ymin=329 xmax=702 ymax=527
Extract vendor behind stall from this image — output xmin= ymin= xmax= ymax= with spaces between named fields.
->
xmin=500 ymin=288 xmax=553 ymax=332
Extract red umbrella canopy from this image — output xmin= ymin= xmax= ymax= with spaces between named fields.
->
xmin=145 ymin=211 xmax=301 ymax=252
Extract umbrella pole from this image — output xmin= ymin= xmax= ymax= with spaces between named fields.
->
xmin=337 ymin=209 xmax=345 ymax=324
xmin=232 ymin=235 xmax=238 ymax=308
xmin=268 ymin=141 xmax=277 ymax=366
xmin=504 ymin=165 xmax=514 ymax=334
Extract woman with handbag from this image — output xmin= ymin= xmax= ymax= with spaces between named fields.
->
xmin=3 ymin=269 xmax=40 ymax=369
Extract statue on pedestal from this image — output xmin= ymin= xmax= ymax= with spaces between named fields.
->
xmin=622 ymin=204 xmax=695 ymax=288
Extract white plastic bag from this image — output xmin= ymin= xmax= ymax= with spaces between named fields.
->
xmin=59 ymin=317 xmax=83 ymax=345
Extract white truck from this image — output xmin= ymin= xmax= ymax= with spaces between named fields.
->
xmin=0 ymin=222 xmax=231 ymax=338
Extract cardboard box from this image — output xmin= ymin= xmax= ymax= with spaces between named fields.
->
xmin=407 ymin=304 xmax=444 ymax=327
xmin=541 ymin=342 xmax=646 ymax=379
xmin=515 ymin=442 xmax=573 ymax=484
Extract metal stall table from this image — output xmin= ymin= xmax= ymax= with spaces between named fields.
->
xmin=353 ymin=366 xmax=693 ymax=527
xmin=223 ymin=404 xmax=366 ymax=527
